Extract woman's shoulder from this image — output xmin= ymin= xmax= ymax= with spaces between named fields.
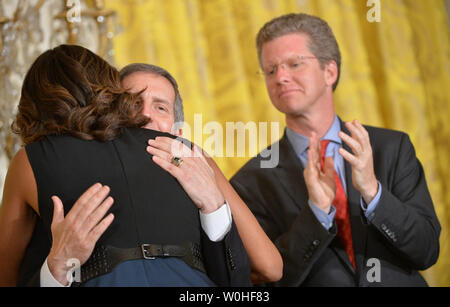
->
xmin=120 ymin=127 xmax=181 ymax=146
xmin=4 ymin=148 xmax=38 ymax=214
xmin=123 ymin=127 xmax=176 ymax=139
xmin=9 ymin=147 xmax=31 ymax=176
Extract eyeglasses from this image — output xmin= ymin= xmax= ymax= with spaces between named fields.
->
xmin=260 ymin=55 xmax=323 ymax=77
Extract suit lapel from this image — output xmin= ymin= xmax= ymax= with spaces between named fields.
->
xmin=273 ymin=134 xmax=309 ymax=211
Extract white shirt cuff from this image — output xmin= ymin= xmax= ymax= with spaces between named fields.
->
xmin=199 ymin=200 xmax=232 ymax=242
xmin=40 ymin=258 xmax=71 ymax=287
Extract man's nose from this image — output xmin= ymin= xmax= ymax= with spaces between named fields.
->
xmin=275 ymin=64 xmax=290 ymax=84
xmin=142 ymin=103 xmax=153 ymax=118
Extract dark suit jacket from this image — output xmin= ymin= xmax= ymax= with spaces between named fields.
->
xmin=230 ymin=120 xmax=441 ymax=287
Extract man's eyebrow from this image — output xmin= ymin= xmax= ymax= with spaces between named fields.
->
xmin=152 ymin=97 xmax=171 ymax=104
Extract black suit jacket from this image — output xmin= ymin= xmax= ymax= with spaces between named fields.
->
xmin=231 ymin=120 xmax=441 ymax=286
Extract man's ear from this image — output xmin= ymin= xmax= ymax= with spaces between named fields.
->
xmin=171 ymin=121 xmax=183 ymax=137
xmin=324 ymin=61 xmax=338 ymax=88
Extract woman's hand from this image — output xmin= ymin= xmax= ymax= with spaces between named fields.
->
xmin=147 ymin=137 xmax=225 ymax=214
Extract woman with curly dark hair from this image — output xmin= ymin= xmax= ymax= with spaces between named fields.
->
xmin=12 ymin=45 xmax=150 ymax=144
xmin=0 ymin=45 xmax=253 ymax=287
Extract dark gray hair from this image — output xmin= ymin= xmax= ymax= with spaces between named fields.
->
xmin=120 ymin=63 xmax=184 ymax=123
xmin=256 ymin=13 xmax=341 ymax=91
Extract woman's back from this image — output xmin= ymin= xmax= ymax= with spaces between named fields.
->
xmin=25 ymin=127 xmax=213 ymax=286
xmin=26 ymin=127 xmax=201 ymax=247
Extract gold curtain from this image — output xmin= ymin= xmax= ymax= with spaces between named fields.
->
xmin=104 ymin=0 xmax=450 ymax=286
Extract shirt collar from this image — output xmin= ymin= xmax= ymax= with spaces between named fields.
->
xmin=286 ymin=115 xmax=342 ymax=157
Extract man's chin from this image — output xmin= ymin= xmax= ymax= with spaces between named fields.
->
xmin=142 ymin=125 xmax=166 ymax=134
xmin=273 ymin=100 xmax=306 ymax=116
xmin=142 ymin=125 xmax=181 ymax=137
xmin=142 ymin=124 xmax=156 ymax=131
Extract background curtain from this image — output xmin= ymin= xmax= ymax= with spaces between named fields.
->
xmin=103 ymin=0 xmax=450 ymax=286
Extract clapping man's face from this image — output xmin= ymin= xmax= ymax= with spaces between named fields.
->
xmin=260 ymin=33 xmax=337 ymax=118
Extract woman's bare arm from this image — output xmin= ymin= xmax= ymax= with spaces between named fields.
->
xmin=205 ymin=156 xmax=283 ymax=283
xmin=0 ymin=148 xmax=38 ymax=286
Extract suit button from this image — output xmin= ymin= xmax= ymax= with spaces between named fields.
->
xmin=389 ymin=231 xmax=396 ymax=240
xmin=312 ymin=240 xmax=320 ymax=247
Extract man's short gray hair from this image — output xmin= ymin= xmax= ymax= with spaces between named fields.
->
xmin=120 ymin=63 xmax=184 ymax=123
xmin=256 ymin=13 xmax=341 ymax=91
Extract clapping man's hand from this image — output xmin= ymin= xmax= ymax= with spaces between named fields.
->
xmin=338 ymin=120 xmax=378 ymax=204
xmin=304 ymin=132 xmax=336 ymax=214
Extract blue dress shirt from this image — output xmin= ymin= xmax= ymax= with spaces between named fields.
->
xmin=285 ymin=115 xmax=381 ymax=231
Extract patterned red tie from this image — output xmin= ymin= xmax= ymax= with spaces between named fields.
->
xmin=320 ymin=140 xmax=356 ymax=270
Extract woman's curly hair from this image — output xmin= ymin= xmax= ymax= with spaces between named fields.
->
xmin=12 ymin=44 xmax=149 ymax=144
